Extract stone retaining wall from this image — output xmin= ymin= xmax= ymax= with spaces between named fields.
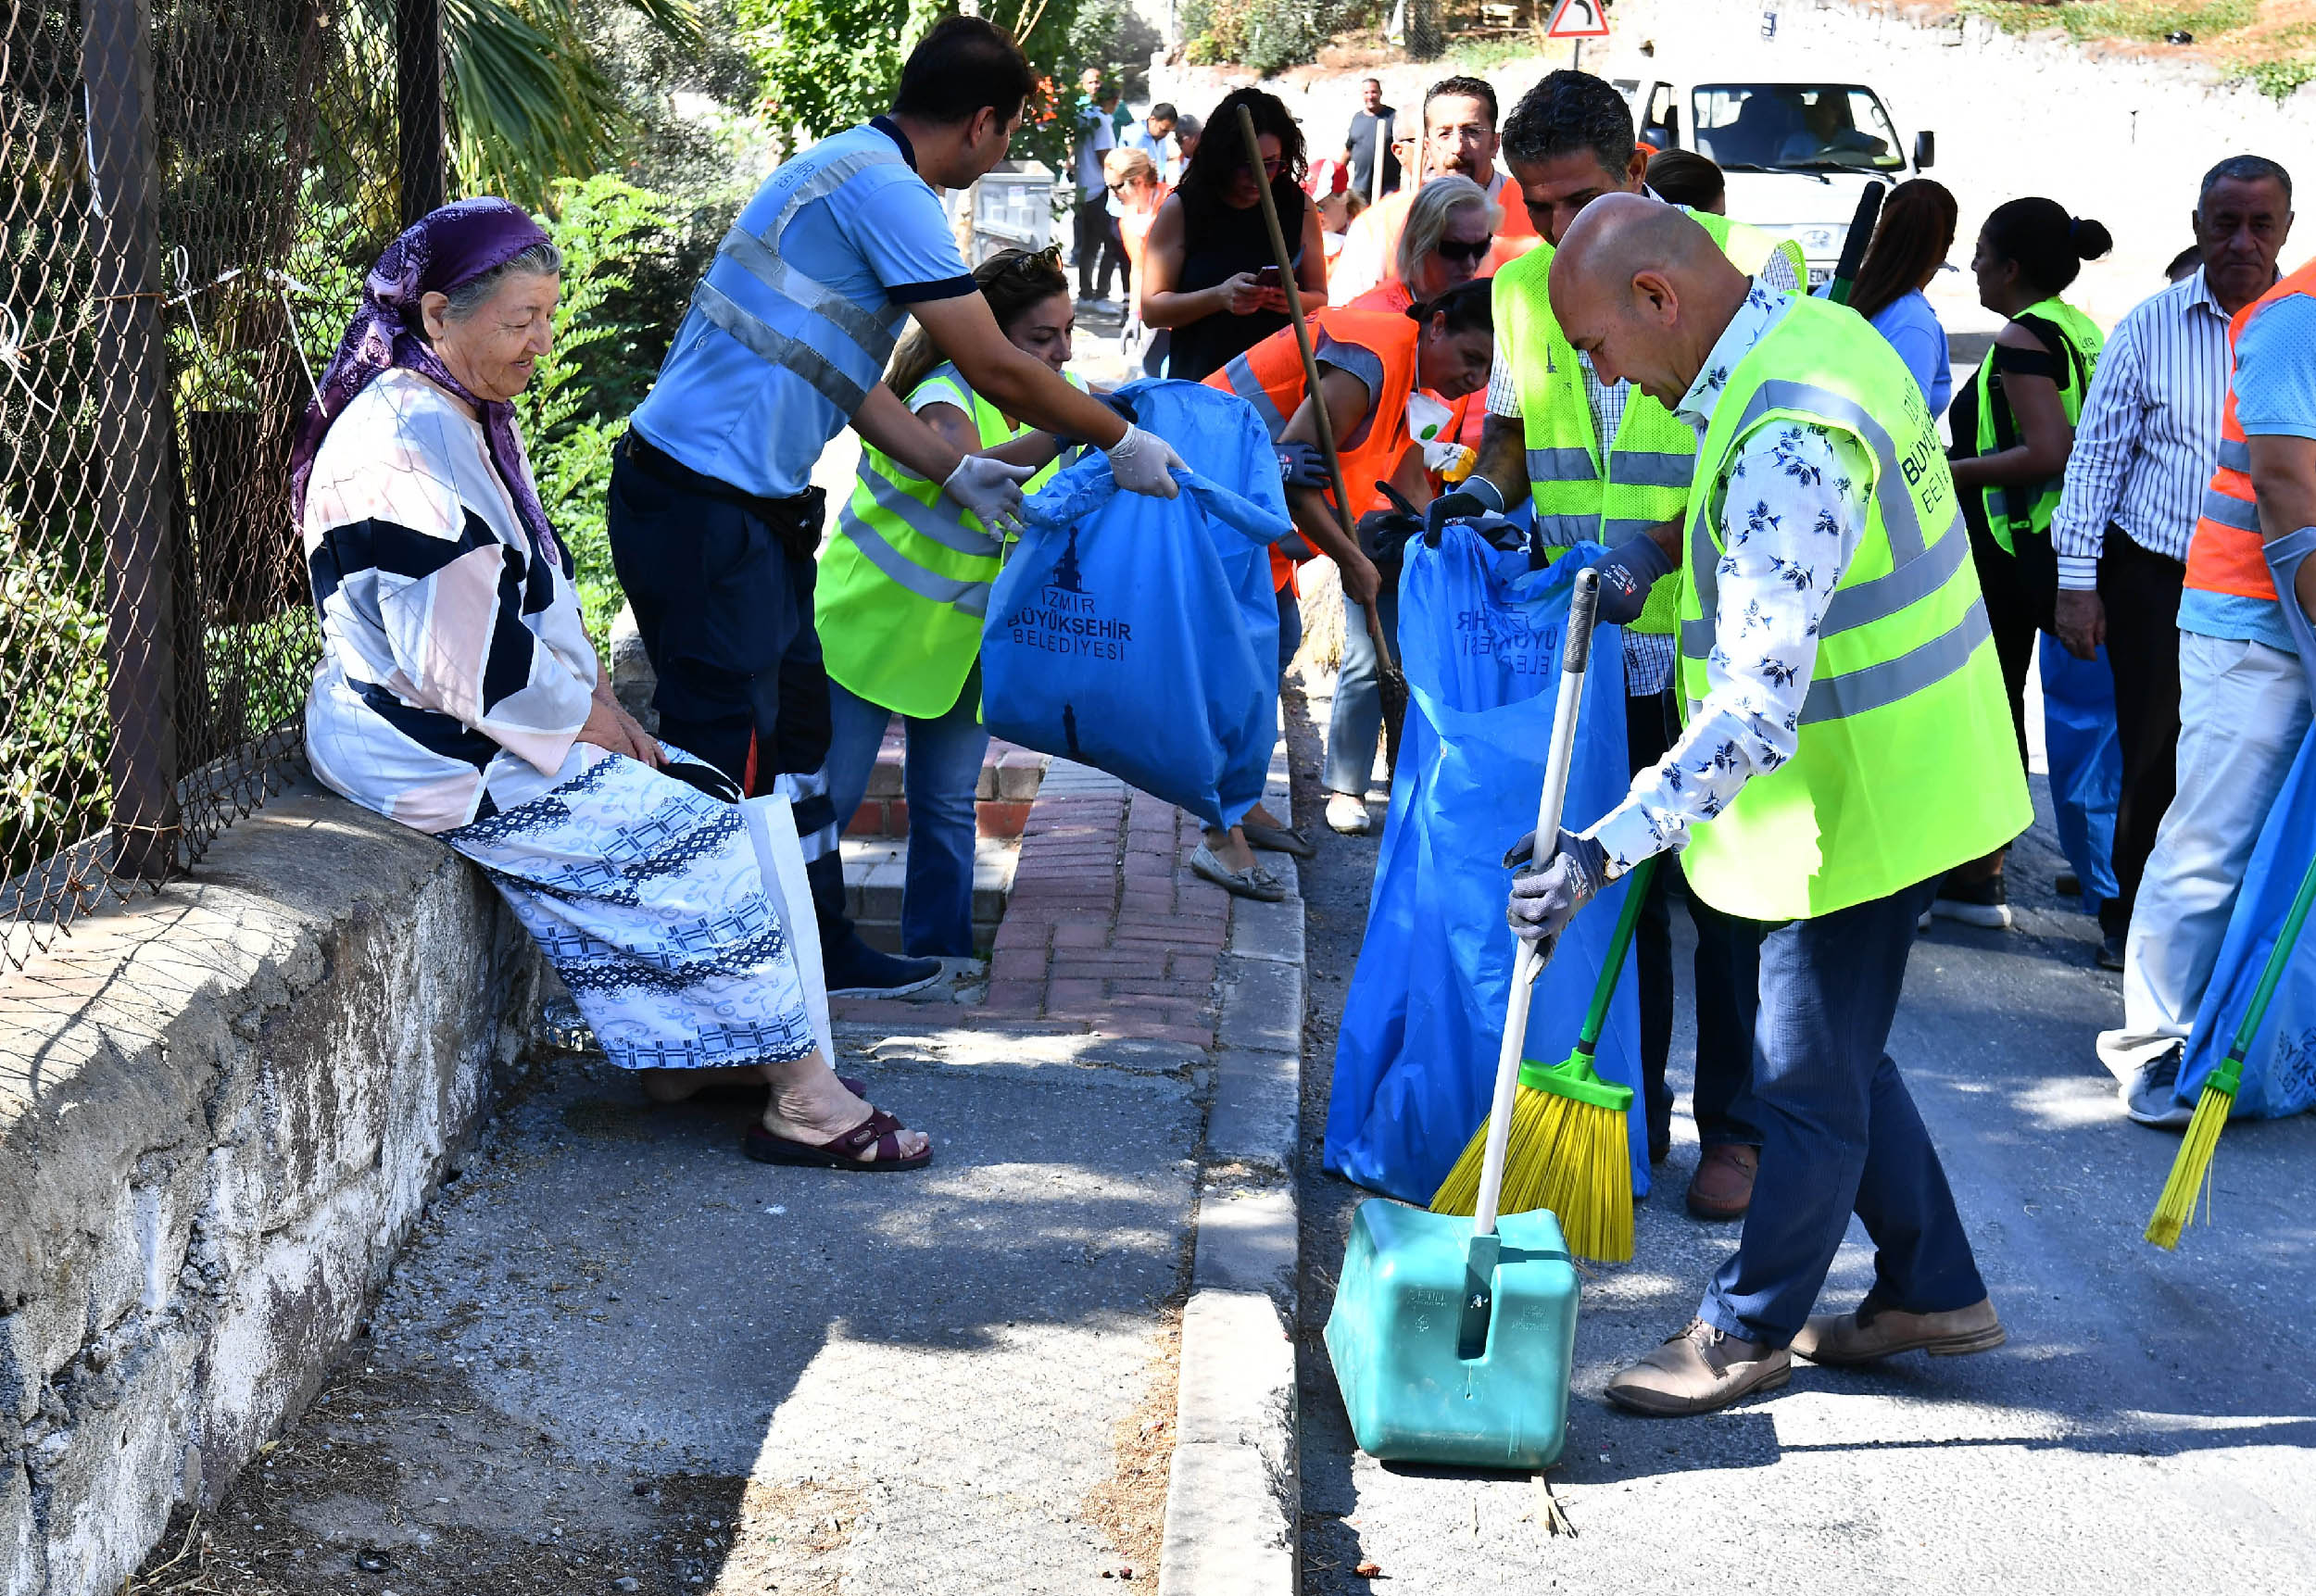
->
xmin=0 ymin=784 xmax=544 ymax=1595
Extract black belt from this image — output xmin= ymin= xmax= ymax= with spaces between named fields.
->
xmin=621 ymin=431 xmax=824 ymax=558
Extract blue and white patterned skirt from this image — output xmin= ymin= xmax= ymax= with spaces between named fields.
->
xmin=444 ymin=751 xmax=819 ymax=1071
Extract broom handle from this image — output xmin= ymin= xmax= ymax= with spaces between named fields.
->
xmin=1235 ymin=104 xmax=1402 ymax=678
xmin=2217 ymin=842 xmax=2316 ymax=1086
xmin=1475 ymin=570 xmax=1601 ymax=1238
xmin=1571 ymin=855 xmax=1658 ymax=1059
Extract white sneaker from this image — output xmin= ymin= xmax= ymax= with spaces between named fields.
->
xmin=1326 ymin=793 xmax=1372 ymax=835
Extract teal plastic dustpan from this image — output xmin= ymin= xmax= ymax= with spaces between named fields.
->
xmin=1323 ymin=569 xmax=1600 ymax=1470
xmin=1324 ymin=1201 xmax=1580 ymax=1468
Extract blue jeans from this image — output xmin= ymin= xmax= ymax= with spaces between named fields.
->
xmin=1323 ymin=584 xmax=1400 ymax=796
xmin=1697 ymin=877 xmax=1986 ymax=1348
xmin=824 ymin=671 xmax=990 ymax=958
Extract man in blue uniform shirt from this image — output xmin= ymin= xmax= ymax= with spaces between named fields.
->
xmin=612 ymin=17 xmax=1182 ymax=997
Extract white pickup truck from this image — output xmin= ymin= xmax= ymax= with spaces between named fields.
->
xmin=1614 ymin=73 xmax=1937 ymax=288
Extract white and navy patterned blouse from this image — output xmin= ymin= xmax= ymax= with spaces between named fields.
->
xmin=302 ymin=367 xmax=605 ymax=834
xmin=1586 ymin=278 xmax=1874 ymax=875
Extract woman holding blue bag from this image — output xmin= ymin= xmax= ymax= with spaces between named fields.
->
xmin=817 ymin=247 xmax=1092 ymax=957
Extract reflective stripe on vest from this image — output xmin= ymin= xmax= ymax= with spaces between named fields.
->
xmin=1218 ymin=351 xmax=1290 ymax=438
xmin=1500 ymin=209 xmax=1792 ymax=636
xmin=685 ymin=144 xmax=906 ymax=419
xmin=818 ymin=364 xmax=1083 ymax=717
xmin=2186 ymin=258 xmax=2316 ymax=602
xmin=1673 ymin=293 xmax=2030 ymax=921
xmin=1684 ymin=378 xmax=1975 ymax=723
xmin=1203 ymin=309 xmax=1418 ymax=521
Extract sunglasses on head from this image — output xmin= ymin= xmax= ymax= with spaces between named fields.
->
xmin=1434 ymin=235 xmax=1494 ymax=265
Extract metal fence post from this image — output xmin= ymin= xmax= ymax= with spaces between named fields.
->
xmin=397 ymin=0 xmax=446 ymax=224
xmin=80 ymin=0 xmax=181 ymax=882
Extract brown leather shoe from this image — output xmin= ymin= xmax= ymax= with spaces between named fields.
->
xmin=1685 ymin=1143 xmax=1758 ymax=1220
xmin=1605 ymin=1318 xmax=1791 ymax=1415
xmin=1790 ymin=1297 xmax=2006 ymax=1366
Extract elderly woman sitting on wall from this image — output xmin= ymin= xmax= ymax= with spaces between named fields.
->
xmin=293 ymin=198 xmax=930 ymax=1171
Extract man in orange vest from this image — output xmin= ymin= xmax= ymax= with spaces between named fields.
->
xmin=1328 ymin=74 xmax=1539 ymax=306
xmin=2109 ymin=242 xmax=2316 ymax=1125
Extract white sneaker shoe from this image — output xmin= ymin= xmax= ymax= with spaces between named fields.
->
xmin=1325 ymin=793 xmax=1372 ymax=835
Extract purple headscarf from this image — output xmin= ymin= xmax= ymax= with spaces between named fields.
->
xmin=290 ymin=197 xmax=560 ymax=557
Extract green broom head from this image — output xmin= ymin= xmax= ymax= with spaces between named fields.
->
xmin=1504 ymin=1050 xmax=1636 ymax=1263
xmin=2145 ymin=1053 xmax=2242 ymax=1250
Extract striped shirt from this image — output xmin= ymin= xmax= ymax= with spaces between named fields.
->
xmin=2051 ymin=267 xmax=2235 ymax=588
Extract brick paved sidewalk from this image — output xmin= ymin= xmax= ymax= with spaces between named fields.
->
xmin=832 ymin=761 xmax=1240 ymax=1049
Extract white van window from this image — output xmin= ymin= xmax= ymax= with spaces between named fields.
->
xmin=1690 ymin=84 xmax=1904 ymax=173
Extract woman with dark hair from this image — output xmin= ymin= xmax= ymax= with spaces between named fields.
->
xmin=1645 ymin=148 xmax=1726 ymax=215
xmin=1833 ymin=177 xmax=1958 ymax=416
xmin=817 ymin=246 xmax=1089 ymax=959
xmin=299 ymin=200 xmax=934 ymax=1169
xmin=1934 ymin=195 xmax=2111 ymax=929
xmin=1138 ymin=87 xmax=1328 ymax=381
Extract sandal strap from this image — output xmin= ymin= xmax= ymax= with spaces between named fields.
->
xmin=832 ymin=1108 xmax=907 ymax=1161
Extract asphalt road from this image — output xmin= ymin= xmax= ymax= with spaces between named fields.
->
xmin=1292 ymin=694 xmax=2316 ymax=1594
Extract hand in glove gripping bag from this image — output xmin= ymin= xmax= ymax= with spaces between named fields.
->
xmin=1107 ymin=422 xmax=1187 ymax=498
xmin=1354 ymin=506 xmax=1424 ymax=565
xmin=942 ymin=456 xmax=1037 ymax=533
xmin=1275 ymin=439 xmax=1329 ymax=489
xmin=1584 ymin=530 xmax=1677 ymax=625
xmin=1504 ymin=827 xmax=1610 ymax=956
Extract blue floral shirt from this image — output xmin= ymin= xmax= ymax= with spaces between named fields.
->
xmin=1586 ymin=279 xmax=1876 ymax=876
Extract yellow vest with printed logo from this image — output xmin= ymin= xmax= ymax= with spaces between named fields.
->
xmin=1674 ymin=294 xmax=2030 ymax=920
xmin=1965 ymin=295 xmax=2104 ymax=553
xmin=1495 ymin=208 xmax=1801 ymax=635
xmin=817 ymin=363 xmax=1081 ymax=719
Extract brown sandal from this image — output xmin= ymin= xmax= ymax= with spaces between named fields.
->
xmin=743 ymin=1108 xmax=933 ymax=1172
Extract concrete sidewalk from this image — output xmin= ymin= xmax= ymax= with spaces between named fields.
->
xmin=126 ymin=748 xmax=1308 ymax=1594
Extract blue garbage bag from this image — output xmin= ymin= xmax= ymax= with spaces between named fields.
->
xmin=2176 ymin=721 xmax=2316 ymax=1119
xmin=1325 ymin=526 xmax=1648 ymax=1203
xmin=982 ymin=380 xmax=1290 ymax=829
xmin=2039 ymin=642 xmax=2121 ymax=911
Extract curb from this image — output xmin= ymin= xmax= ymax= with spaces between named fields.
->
xmin=1160 ymin=721 xmax=1303 ymax=1596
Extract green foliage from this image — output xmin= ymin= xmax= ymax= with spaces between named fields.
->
xmin=0 ymin=511 xmax=109 ymax=878
xmin=1242 ymin=0 xmax=1321 ymax=75
xmin=514 ymin=174 xmax=677 ymax=646
xmin=734 ymin=0 xmax=1105 ymax=179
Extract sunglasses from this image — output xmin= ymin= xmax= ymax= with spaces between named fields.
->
xmin=1434 ymin=235 xmax=1494 ymax=265
xmin=1244 ymin=156 xmax=1286 ymax=178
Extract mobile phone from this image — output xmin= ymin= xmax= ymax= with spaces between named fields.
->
xmin=1255 ymin=265 xmax=1284 ymax=289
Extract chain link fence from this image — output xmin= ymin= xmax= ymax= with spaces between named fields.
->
xmin=2 ymin=0 xmax=430 ymax=963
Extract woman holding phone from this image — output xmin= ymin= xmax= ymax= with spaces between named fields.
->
xmin=1138 ymin=87 xmax=1328 ymax=381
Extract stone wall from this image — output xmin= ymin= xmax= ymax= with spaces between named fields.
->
xmin=0 ymin=784 xmax=545 ymax=1595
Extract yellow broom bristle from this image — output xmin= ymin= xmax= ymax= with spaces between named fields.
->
xmin=2145 ymin=1084 xmax=2233 ymax=1250
xmin=1429 ymin=1083 xmax=1633 ymax=1263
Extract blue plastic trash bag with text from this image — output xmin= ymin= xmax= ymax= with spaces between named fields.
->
xmin=2039 ymin=643 xmax=2121 ymax=911
xmin=982 ymin=381 xmax=1290 ymax=829
xmin=1325 ymin=527 xmax=1648 ymax=1203
xmin=2176 ymin=721 xmax=2316 ymax=1119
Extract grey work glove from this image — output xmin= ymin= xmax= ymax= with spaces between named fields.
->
xmin=942 ymin=455 xmax=1035 ymax=533
xmin=1583 ymin=530 xmax=1677 ymax=625
xmin=1504 ymin=827 xmax=1611 ymax=956
xmin=1276 ymin=439 xmax=1329 ymax=489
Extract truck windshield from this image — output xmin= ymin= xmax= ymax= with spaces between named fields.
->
xmin=1689 ymin=84 xmax=1904 ymax=174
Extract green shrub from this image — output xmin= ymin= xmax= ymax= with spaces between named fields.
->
xmin=1242 ymin=0 xmax=1320 ymax=76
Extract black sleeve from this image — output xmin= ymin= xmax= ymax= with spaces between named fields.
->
xmin=1988 ymin=342 xmax=2065 ymax=382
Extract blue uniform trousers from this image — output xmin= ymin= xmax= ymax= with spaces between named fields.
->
xmin=1697 ymin=876 xmax=1988 ymax=1348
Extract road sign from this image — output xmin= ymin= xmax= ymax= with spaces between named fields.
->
xmin=1546 ymin=0 xmax=1611 ymax=39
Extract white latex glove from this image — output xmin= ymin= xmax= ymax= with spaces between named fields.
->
xmin=942 ymin=455 xmax=1037 ymax=532
xmin=1105 ymin=422 xmax=1186 ymax=499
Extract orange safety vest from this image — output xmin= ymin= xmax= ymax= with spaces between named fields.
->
xmin=1205 ymin=308 xmax=1421 ymax=588
xmin=2184 ymin=257 xmax=2316 ymax=601
xmin=1347 ymin=279 xmax=1488 ymax=456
